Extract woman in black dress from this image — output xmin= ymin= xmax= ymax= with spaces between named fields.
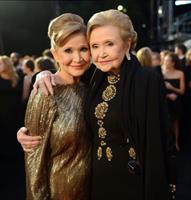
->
xmin=0 ymin=56 xmax=22 ymax=156
xmin=17 ymin=10 xmax=170 ymax=200
xmin=0 ymin=55 xmax=25 ymax=199
xmin=162 ymin=52 xmax=185 ymax=151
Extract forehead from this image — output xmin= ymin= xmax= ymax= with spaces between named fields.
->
xmin=59 ymin=33 xmax=88 ymax=47
xmin=89 ymin=25 xmax=122 ymax=42
xmin=164 ymin=55 xmax=172 ymax=61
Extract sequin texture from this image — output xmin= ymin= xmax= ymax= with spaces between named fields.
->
xmin=25 ymin=83 xmax=91 ymax=200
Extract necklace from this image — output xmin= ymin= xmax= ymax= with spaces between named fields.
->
xmin=94 ymin=73 xmax=120 ymax=161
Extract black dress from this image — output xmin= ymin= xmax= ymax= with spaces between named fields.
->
xmin=0 ymin=78 xmax=22 ymax=152
xmin=164 ymin=78 xmax=182 ymax=120
xmin=89 ymin=74 xmax=143 ymax=199
xmin=85 ymin=55 xmax=170 ymax=200
xmin=0 ymin=77 xmax=25 ymax=199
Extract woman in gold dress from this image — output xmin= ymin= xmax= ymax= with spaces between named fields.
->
xmin=23 ymin=13 xmax=91 ymax=200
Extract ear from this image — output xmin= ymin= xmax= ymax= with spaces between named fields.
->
xmin=124 ymin=38 xmax=131 ymax=53
xmin=51 ymin=48 xmax=58 ymax=61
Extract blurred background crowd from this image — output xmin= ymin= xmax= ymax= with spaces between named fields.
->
xmin=0 ymin=1 xmax=191 ymax=200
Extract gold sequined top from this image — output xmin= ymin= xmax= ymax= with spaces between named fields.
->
xmin=25 ymin=83 xmax=91 ymax=200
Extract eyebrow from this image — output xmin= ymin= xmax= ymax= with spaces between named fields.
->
xmin=90 ymin=39 xmax=115 ymax=45
xmin=63 ymin=44 xmax=89 ymax=49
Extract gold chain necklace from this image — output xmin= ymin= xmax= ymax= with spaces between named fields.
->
xmin=94 ymin=74 xmax=120 ymax=161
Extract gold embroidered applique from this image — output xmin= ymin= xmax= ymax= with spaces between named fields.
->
xmin=128 ymin=147 xmax=136 ymax=160
xmin=100 ymin=140 xmax=106 ymax=146
xmin=97 ymin=147 xmax=102 ymax=160
xmin=102 ymin=85 xmax=117 ymax=101
xmin=98 ymin=127 xmax=107 ymax=139
xmin=106 ymin=147 xmax=113 ymax=161
xmin=95 ymin=102 xmax=108 ymax=119
xmin=107 ymin=74 xmax=120 ymax=84
xmin=94 ymin=74 xmax=120 ymax=161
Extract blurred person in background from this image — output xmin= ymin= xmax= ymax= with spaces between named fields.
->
xmin=34 ymin=56 xmax=56 ymax=73
xmin=137 ymin=48 xmax=165 ymax=82
xmin=20 ymin=58 xmax=35 ymax=122
xmin=162 ymin=52 xmax=185 ymax=152
xmin=10 ymin=52 xmax=22 ymax=69
xmin=174 ymin=44 xmax=187 ymax=70
xmin=0 ymin=55 xmax=25 ymax=199
xmin=160 ymin=50 xmax=171 ymax=65
xmin=152 ymin=51 xmax=161 ymax=68
xmin=42 ymin=48 xmax=54 ymax=59
xmin=29 ymin=56 xmax=56 ymax=92
xmin=152 ymin=51 xmax=163 ymax=76
xmin=21 ymin=58 xmax=35 ymax=102
xmin=10 ymin=52 xmax=24 ymax=99
xmin=136 ymin=46 xmax=153 ymax=68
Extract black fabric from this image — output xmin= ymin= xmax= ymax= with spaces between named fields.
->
xmin=120 ymin=55 xmax=170 ymax=200
xmin=0 ymin=77 xmax=25 ymax=199
xmin=164 ymin=78 xmax=182 ymax=120
xmin=85 ymin=55 xmax=170 ymax=200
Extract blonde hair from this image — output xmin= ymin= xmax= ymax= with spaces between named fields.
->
xmin=0 ymin=55 xmax=18 ymax=87
xmin=136 ymin=47 xmax=153 ymax=67
xmin=186 ymin=49 xmax=191 ymax=66
xmin=48 ymin=13 xmax=86 ymax=49
xmin=87 ymin=9 xmax=137 ymax=50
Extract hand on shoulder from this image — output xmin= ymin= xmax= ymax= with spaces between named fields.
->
xmin=33 ymin=70 xmax=56 ymax=96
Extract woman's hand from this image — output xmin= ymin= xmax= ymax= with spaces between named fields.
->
xmin=165 ymin=81 xmax=173 ymax=90
xmin=33 ymin=70 xmax=56 ymax=96
xmin=17 ymin=127 xmax=42 ymax=152
xmin=166 ymin=93 xmax=178 ymax=101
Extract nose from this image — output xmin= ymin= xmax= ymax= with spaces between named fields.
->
xmin=73 ymin=52 xmax=83 ymax=62
xmin=99 ymin=47 xmax=107 ymax=58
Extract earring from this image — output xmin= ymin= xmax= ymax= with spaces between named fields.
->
xmin=126 ymin=53 xmax=131 ymax=60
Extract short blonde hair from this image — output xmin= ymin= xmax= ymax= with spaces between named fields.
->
xmin=87 ymin=9 xmax=137 ymax=50
xmin=48 ymin=13 xmax=86 ymax=49
xmin=0 ymin=55 xmax=18 ymax=87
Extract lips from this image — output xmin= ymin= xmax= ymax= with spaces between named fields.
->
xmin=70 ymin=65 xmax=84 ymax=68
xmin=99 ymin=60 xmax=112 ymax=65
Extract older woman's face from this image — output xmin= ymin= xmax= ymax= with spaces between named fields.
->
xmin=89 ymin=25 xmax=128 ymax=74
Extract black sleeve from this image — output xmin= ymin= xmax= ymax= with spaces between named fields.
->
xmin=144 ymin=72 xmax=170 ymax=200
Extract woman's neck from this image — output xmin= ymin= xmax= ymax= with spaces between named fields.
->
xmin=162 ymin=65 xmax=174 ymax=74
xmin=54 ymin=71 xmax=80 ymax=85
xmin=0 ymin=73 xmax=10 ymax=80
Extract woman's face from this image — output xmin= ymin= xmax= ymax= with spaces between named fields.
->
xmin=0 ymin=59 xmax=6 ymax=73
xmin=163 ymin=55 xmax=174 ymax=69
xmin=22 ymin=61 xmax=29 ymax=75
xmin=52 ymin=33 xmax=90 ymax=79
xmin=89 ymin=25 xmax=128 ymax=74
